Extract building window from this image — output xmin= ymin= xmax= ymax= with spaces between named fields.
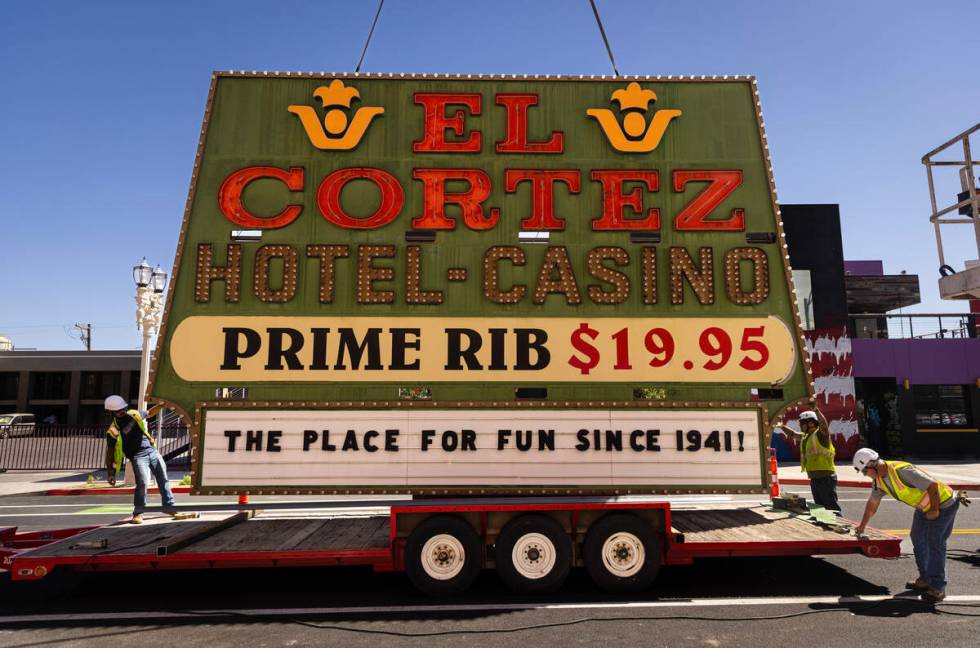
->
xmin=912 ymin=384 xmax=971 ymax=427
xmin=32 ymin=405 xmax=68 ymax=425
xmin=792 ymin=269 xmax=814 ymax=331
xmin=81 ymin=372 xmax=122 ymax=400
xmin=29 ymin=372 xmax=70 ymax=400
xmin=0 ymin=372 xmax=17 ymax=401
xmin=128 ymin=371 xmax=142 ymax=402
xmin=79 ymin=404 xmax=110 ymax=426
xmin=853 ymin=315 xmax=887 ymax=339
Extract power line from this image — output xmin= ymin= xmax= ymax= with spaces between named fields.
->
xmin=355 ymin=0 xmax=385 ymax=73
xmin=0 ymin=323 xmax=131 ymax=329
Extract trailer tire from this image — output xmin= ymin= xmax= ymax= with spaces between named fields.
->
xmin=405 ymin=515 xmax=482 ymax=597
xmin=584 ymin=513 xmax=662 ymax=593
xmin=494 ymin=514 xmax=571 ymax=593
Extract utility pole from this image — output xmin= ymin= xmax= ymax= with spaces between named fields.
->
xmin=73 ymin=323 xmax=91 ymax=351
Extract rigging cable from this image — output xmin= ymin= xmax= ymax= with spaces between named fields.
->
xmin=589 ymin=0 xmax=621 ymax=77
xmin=355 ymin=0 xmax=385 ymax=73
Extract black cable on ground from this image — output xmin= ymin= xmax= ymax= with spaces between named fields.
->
xmin=171 ymin=598 xmax=980 ymax=637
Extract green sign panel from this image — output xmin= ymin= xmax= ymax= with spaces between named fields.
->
xmin=150 ymin=72 xmax=813 ymax=440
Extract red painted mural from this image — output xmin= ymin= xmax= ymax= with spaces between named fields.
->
xmin=773 ymin=327 xmax=859 ymax=461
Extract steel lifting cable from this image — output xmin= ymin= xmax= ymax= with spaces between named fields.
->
xmin=355 ymin=0 xmax=385 ymax=73
xmin=589 ymin=0 xmax=621 ymax=77
xmin=355 ymin=1 xmax=619 ymax=76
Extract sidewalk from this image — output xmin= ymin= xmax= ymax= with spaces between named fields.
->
xmin=0 ymin=469 xmax=191 ymax=496
xmin=3 ymin=460 xmax=979 ymax=496
xmin=778 ymin=459 xmax=980 ymax=490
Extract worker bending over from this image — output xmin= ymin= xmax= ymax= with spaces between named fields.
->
xmin=775 ymin=410 xmax=840 ymax=512
xmin=104 ymin=395 xmax=177 ymax=524
xmin=854 ymin=448 xmax=963 ymax=602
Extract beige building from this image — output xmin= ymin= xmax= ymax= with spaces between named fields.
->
xmin=0 ymin=350 xmax=142 ymax=425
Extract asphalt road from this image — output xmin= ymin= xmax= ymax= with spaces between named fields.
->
xmin=1 ymin=486 xmax=978 ymax=647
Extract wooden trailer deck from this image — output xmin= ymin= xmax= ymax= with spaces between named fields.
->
xmin=8 ymin=511 xmax=394 ymax=580
xmin=179 ymin=515 xmax=390 ymax=554
xmin=666 ymin=505 xmax=896 ymax=562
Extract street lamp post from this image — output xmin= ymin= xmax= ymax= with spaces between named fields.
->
xmin=133 ymin=258 xmax=168 ymax=413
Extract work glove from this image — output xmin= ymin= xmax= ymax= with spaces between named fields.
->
xmin=957 ymin=491 xmax=971 ymax=507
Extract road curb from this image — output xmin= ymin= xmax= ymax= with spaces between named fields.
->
xmin=780 ymin=477 xmax=980 ymax=490
xmin=44 ymin=486 xmax=194 ymax=496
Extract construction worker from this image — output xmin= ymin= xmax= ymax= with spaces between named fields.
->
xmin=853 ymin=448 xmax=960 ymax=602
xmin=775 ymin=410 xmax=840 ymax=512
xmin=104 ymin=395 xmax=176 ymax=524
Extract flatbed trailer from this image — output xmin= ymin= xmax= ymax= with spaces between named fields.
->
xmin=1 ymin=498 xmax=899 ymax=596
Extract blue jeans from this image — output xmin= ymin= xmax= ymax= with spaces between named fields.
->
xmin=809 ymin=475 xmax=841 ymax=511
xmin=910 ymin=500 xmax=959 ymax=591
xmin=131 ymin=448 xmax=175 ymax=514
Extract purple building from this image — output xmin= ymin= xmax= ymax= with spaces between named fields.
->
xmin=783 ymin=204 xmax=980 ymax=458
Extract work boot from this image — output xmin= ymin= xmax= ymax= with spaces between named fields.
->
xmin=922 ymin=588 xmax=946 ymax=602
xmin=129 ymin=513 xmax=143 ymax=525
xmin=905 ymin=578 xmax=930 ymax=591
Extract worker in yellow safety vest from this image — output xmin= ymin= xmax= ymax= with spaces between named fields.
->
xmin=775 ymin=410 xmax=839 ymax=512
xmin=854 ymin=448 xmax=964 ymax=602
xmin=104 ymin=395 xmax=177 ymax=524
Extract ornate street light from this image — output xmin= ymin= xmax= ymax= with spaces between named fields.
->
xmin=134 ymin=259 xmax=168 ymax=413
xmin=151 ymin=265 xmax=168 ymax=294
xmin=133 ymin=258 xmax=153 ymax=288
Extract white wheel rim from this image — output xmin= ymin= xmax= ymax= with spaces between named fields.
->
xmin=601 ymin=532 xmax=645 ymax=577
xmin=510 ymin=532 xmax=557 ymax=580
xmin=420 ymin=534 xmax=466 ymax=581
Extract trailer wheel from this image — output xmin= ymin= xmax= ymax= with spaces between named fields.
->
xmin=405 ymin=515 xmax=482 ymax=597
xmin=494 ymin=514 xmax=571 ymax=593
xmin=584 ymin=513 xmax=662 ymax=593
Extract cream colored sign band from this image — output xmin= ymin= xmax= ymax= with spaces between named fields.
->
xmin=199 ymin=409 xmax=764 ymax=489
xmin=171 ymin=316 xmax=796 ymax=383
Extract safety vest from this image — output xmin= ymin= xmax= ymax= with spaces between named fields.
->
xmin=106 ymin=410 xmax=156 ymax=469
xmin=875 ymin=461 xmax=953 ymax=513
xmin=800 ymin=429 xmax=835 ymax=473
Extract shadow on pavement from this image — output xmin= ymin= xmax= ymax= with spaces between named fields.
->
xmin=810 ymin=594 xmax=937 ymax=618
xmin=949 ymin=549 xmax=980 ymax=569
xmin=0 ymin=554 xmax=892 ymax=628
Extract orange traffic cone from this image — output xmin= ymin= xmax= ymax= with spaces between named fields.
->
xmin=238 ymin=492 xmax=249 ymax=506
xmin=769 ymin=448 xmax=780 ymax=498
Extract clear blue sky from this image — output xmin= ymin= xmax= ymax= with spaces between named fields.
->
xmin=1 ymin=0 xmax=978 ymax=350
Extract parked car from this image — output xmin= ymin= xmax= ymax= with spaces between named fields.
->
xmin=0 ymin=413 xmax=36 ymax=438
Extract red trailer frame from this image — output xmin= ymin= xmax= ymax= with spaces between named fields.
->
xmin=2 ymin=499 xmax=900 ymax=590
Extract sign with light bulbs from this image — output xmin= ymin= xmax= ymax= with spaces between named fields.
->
xmin=150 ymin=73 xmax=813 ymax=494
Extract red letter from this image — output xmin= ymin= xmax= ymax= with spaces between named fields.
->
xmin=316 ymin=167 xmax=404 ymax=230
xmin=590 ymin=170 xmax=661 ymax=231
xmin=505 ymin=169 xmax=580 ymax=230
xmin=413 ymin=93 xmax=482 ymax=153
xmin=218 ymin=166 xmax=304 ymax=229
xmin=411 ymin=169 xmax=500 ymax=230
xmin=495 ymin=94 xmax=563 ymax=154
xmin=673 ymin=170 xmax=745 ymax=231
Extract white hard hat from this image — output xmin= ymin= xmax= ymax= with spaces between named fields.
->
xmin=799 ymin=410 xmax=818 ymax=423
xmin=853 ymin=447 xmax=879 ymax=472
xmin=104 ymin=395 xmax=128 ymax=412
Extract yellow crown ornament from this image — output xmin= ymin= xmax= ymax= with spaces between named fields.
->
xmin=587 ymin=82 xmax=681 ymax=152
xmin=288 ymin=79 xmax=384 ymax=151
